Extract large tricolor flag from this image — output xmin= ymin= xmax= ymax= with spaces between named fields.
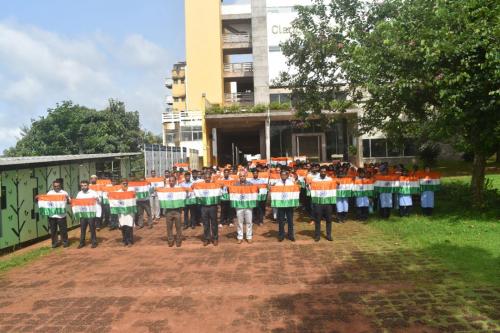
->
xmin=256 ymin=183 xmax=268 ymax=201
xmin=146 ymin=177 xmax=165 ymax=189
xmin=216 ymin=179 xmax=236 ymax=200
xmin=335 ymin=178 xmax=353 ymax=197
xmin=71 ymin=198 xmax=97 ymax=219
xmin=185 ymin=188 xmax=197 ymax=205
xmin=108 ymin=191 xmax=137 ymax=214
xmin=309 ymin=181 xmax=337 ymax=204
xmin=398 ymin=176 xmax=420 ymax=195
xmin=270 ymin=185 xmax=301 ymax=208
xmin=374 ymin=175 xmax=400 ymax=193
xmin=157 ymin=187 xmax=187 ymax=209
xmin=38 ymin=194 xmax=67 ymax=216
xmin=228 ymin=185 xmax=258 ymax=209
xmin=96 ymin=179 xmax=112 ymax=185
xmin=419 ymin=172 xmax=441 ymax=192
xmin=352 ymin=179 xmax=375 ymax=197
xmin=193 ymin=182 xmax=222 ymax=205
xmin=101 ymin=185 xmax=122 ymax=204
xmin=89 ymin=184 xmax=103 ymax=198
xmin=128 ymin=181 xmax=150 ymax=200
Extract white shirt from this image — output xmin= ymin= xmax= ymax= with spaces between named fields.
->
xmin=76 ymin=189 xmax=101 ymax=218
xmin=47 ymin=189 xmax=69 ymax=218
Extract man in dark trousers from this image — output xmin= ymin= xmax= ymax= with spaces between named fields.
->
xmin=42 ymin=180 xmax=71 ymax=248
xmin=76 ymin=180 xmax=100 ymax=248
xmin=164 ymin=176 xmax=184 ymax=247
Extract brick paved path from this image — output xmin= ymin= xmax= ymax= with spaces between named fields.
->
xmin=0 ymin=214 xmax=499 ymax=332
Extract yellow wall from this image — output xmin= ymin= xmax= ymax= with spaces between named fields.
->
xmin=185 ymin=0 xmax=223 ymax=110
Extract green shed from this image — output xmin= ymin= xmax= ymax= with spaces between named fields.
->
xmin=0 ymin=153 xmax=140 ymax=250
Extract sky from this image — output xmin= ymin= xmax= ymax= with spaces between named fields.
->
xmin=0 ymin=0 xmax=191 ymax=153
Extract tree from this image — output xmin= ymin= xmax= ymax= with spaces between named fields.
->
xmin=4 ymin=99 xmax=159 ymax=156
xmin=280 ymin=0 xmax=500 ymax=206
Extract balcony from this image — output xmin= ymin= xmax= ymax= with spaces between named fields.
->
xmin=172 ymin=84 xmax=186 ymax=98
xmin=222 ymin=33 xmax=252 ymax=54
xmin=223 ymin=62 xmax=253 ymax=79
xmin=172 ymin=69 xmax=185 ymax=79
xmin=224 ymin=92 xmax=254 ymax=106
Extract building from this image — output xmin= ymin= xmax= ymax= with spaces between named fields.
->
xmin=0 ymin=153 xmax=138 ymax=250
xmin=165 ymin=0 xmax=417 ymax=166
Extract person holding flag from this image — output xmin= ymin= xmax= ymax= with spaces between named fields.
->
xmin=374 ymin=167 xmax=399 ymax=219
xmin=310 ymin=166 xmax=334 ymax=242
xmin=109 ymin=180 xmax=137 ymax=247
xmin=180 ymin=172 xmax=197 ymax=229
xmin=193 ymin=172 xmax=222 ymax=246
xmin=229 ymin=171 xmax=259 ymax=244
xmin=248 ymin=171 xmax=268 ymax=225
xmin=419 ymin=166 xmax=441 ymax=216
xmin=352 ymin=169 xmax=374 ymax=221
xmin=89 ymin=175 xmax=104 ymax=230
xmin=36 ymin=180 xmax=71 ymax=248
xmin=74 ymin=180 xmax=100 ymax=248
xmin=129 ymin=180 xmax=153 ymax=229
xmin=147 ymin=170 xmax=164 ymax=222
xmin=398 ymin=169 xmax=420 ymax=217
xmin=157 ymin=175 xmax=187 ymax=247
xmin=217 ymin=169 xmax=236 ymax=228
xmin=335 ymin=171 xmax=353 ymax=223
xmin=270 ymin=169 xmax=300 ymax=242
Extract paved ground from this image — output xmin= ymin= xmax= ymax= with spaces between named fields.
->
xmin=0 ymin=212 xmax=499 ymax=332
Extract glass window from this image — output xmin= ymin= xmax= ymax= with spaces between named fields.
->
xmin=362 ymin=139 xmax=371 ymax=157
xmin=270 ymin=94 xmax=280 ymax=103
xmin=280 ymin=93 xmax=291 ymax=103
xmin=371 ymin=139 xmax=387 ymax=157
xmin=387 ymin=143 xmax=401 ymax=157
xmin=404 ymin=139 xmax=417 ymax=156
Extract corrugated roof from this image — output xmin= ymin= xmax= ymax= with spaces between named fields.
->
xmin=0 ymin=153 xmax=141 ymax=167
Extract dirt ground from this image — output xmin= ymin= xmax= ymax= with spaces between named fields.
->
xmin=0 ymin=211 xmax=499 ymax=333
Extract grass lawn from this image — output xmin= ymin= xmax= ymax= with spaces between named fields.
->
xmin=366 ymin=174 xmax=500 ymax=286
xmin=0 ymin=246 xmax=55 ymax=275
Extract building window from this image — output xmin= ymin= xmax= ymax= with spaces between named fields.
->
xmin=181 ymin=126 xmax=202 ymax=142
xmin=371 ymin=139 xmax=387 ymax=157
xmin=362 ymin=138 xmax=416 ymax=158
xmin=270 ymin=93 xmax=291 ymax=104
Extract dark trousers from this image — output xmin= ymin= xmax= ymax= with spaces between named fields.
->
xmin=135 ymin=200 xmax=152 ymax=227
xmin=314 ymin=204 xmax=332 ymax=239
xmin=121 ymin=226 xmax=134 ymax=245
xmin=48 ymin=217 xmax=68 ymax=246
xmin=183 ymin=205 xmax=196 ymax=227
xmin=357 ymin=207 xmax=369 ymax=221
xmin=380 ymin=207 xmax=391 ymax=219
xmin=399 ymin=205 xmax=411 ymax=217
xmin=277 ymin=207 xmax=294 ymax=239
xmin=219 ymin=200 xmax=234 ymax=225
xmin=195 ymin=205 xmax=202 ymax=225
xmin=253 ymin=201 xmax=265 ymax=224
xmin=202 ymin=205 xmax=218 ymax=241
xmin=79 ymin=218 xmax=97 ymax=245
xmin=422 ymin=207 xmax=433 ymax=216
xmin=166 ymin=209 xmax=182 ymax=244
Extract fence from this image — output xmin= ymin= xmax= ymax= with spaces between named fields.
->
xmin=144 ymin=144 xmax=200 ymax=177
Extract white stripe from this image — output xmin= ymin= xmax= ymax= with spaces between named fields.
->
xmin=157 ymin=191 xmax=187 ymax=201
xmin=109 ymin=198 xmax=136 ymax=208
xmin=229 ymin=192 xmax=258 ymax=201
xmin=38 ymin=200 xmax=66 ymax=209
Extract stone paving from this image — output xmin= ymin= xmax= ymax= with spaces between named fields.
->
xmin=0 ymin=213 xmax=499 ymax=332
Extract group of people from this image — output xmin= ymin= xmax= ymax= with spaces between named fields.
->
xmin=36 ymin=161 xmax=440 ymax=249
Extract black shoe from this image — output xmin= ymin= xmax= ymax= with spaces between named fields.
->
xmin=289 ymin=237 xmax=296 ymax=242
xmin=191 ymin=226 xmax=195 ymax=229
xmin=137 ymin=225 xmax=144 ymax=229
xmin=176 ymin=242 xmax=182 ymax=247
xmin=123 ymin=242 xmax=128 ymax=247
xmin=168 ymin=242 xmax=174 ymax=247
xmin=77 ymin=243 xmax=85 ymax=249
xmin=278 ymin=237 xmax=284 ymax=242
xmin=91 ymin=243 xmax=97 ymax=248
xmin=314 ymin=237 xmax=320 ymax=242
xmin=183 ymin=225 xmax=189 ymax=230
xmin=63 ymin=242 xmax=70 ymax=248
xmin=326 ymin=236 xmax=333 ymax=241
xmin=52 ymin=243 xmax=59 ymax=249
xmin=203 ymin=240 xmax=209 ymax=246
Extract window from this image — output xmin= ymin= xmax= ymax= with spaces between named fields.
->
xmin=371 ymin=139 xmax=387 ymax=157
xmin=181 ymin=126 xmax=202 ymax=142
xmin=362 ymin=138 xmax=417 ymax=158
xmin=362 ymin=139 xmax=370 ymax=158
xmin=270 ymin=93 xmax=291 ymax=104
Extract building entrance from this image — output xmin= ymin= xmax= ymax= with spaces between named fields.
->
xmin=217 ymin=129 xmax=262 ymax=166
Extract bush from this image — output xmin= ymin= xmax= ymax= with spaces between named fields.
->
xmin=251 ymin=104 xmax=267 ymax=113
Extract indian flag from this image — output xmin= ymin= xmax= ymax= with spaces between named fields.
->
xmin=374 ymin=176 xmax=400 ymax=193
xmin=256 ymin=184 xmax=268 ymax=201
xmin=71 ymin=198 xmax=97 ymax=219
xmin=147 ymin=177 xmax=165 ymax=189
xmin=270 ymin=185 xmax=300 ymax=208
xmin=101 ymin=185 xmax=121 ymax=204
xmin=157 ymin=187 xmax=187 ymax=209
xmin=352 ymin=179 xmax=375 ymax=197
xmin=89 ymin=184 xmax=103 ymax=197
xmin=193 ymin=182 xmax=222 ymax=206
xmin=96 ymin=179 xmax=112 ymax=185
xmin=310 ymin=182 xmax=336 ymax=204
xmin=335 ymin=179 xmax=353 ymax=197
xmin=128 ymin=181 xmax=150 ymax=200
xmin=228 ymin=185 xmax=258 ymax=209
xmin=38 ymin=194 xmax=67 ymax=216
xmin=420 ymin=173 xmax=441 ymax=192
xmin=185 ymin=188 xmax=197 ymax=205
xmin=216 ymin=179 xmax=235 ymax=200
xmin=108 ymin=191 xmax=137 ymax=214
xmin=399 ymin=176 xmax=420 ymax=194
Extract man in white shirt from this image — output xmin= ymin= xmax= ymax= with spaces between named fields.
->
xmin=44 ymin=180 xmax=71 ymax=248
xmin=76 ymin=180 xmax=100 ymax=248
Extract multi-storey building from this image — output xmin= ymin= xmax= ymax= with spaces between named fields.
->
xmin=163 ymin=0 xmax=417 ymax=167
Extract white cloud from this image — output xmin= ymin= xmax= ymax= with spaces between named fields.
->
xmin=0 ymin=20 xmax=171 ymax=153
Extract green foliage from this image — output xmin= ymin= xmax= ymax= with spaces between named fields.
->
xmin=0 ymin=246 xmax=54 ymax=274
xmin=269 ymin=102 xmax=291 ymax=110
xmin=206 ymin=102 xmax=293 ymax=114
xmin=4 ymin=99 xmax=159 ymax=156
xmin=418 ymin=142 xmax=441 ymax=167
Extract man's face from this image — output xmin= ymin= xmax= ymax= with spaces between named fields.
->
xmin=185 ymin=174 xmax=191 ymax=182
xmin=164 ymin=171 xmax=170 ymax=178
xmin=224 ymin=170 xmax=230 ymax=178
xmin=280 ymin=172 xmax=288 ymax=181
xmin=121 ymin=181 xmax=128 ymax=191
xmin=192 ymin=171 xmax=198 ymax=179
xmin=151 ymin=171 xmax=156 ymax=177
xmin=169 ymin=177 xmax=177 ymax=187
xmin=80 ymin=182 xmax=89 ymax=192
xmin=204 ymin=173 xmax=211 ymax=183
xmin=53 ymin=182 xmax=61 ymax=192
xmin=253 ymin=172 xmax=259 ymax=179
xmin=320 ymin=168 xmax=327 ymax=178
xmin=239 ymin=174 xmax=246 ymax=183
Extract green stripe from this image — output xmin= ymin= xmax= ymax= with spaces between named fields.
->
xmin=421 ymin=185 xmax=440 ymax=192
xmin=311 ymin=197 xmax=336 ymax=204
xmin=258 ymin=193 xmax=267 ymax=201
xmin=221 ymin=193 xmax=230 ymax=200
xmin=198 ymin=196 xmax=220 ymax=205
xmin=160 ymin=199 xmax=185 ymax=209
xmin=74 ymin=212 xmax=97 ymax=219
xmin=136 ymin=192 xmax=150 ymax=199
xmin=39 ymin=207 xmax=66 ymax=216
xmin=375 ymin=187 xmax=398 ymax=193
xmin=110 ymin=206 xmax=137 ymax=214
xmin=336 ymin=190 xmax=352 ymax=197
xmin=185 ymin=197 xmax=197 ymax=205
xmin=399 ymin=187 xmax=420 ymax=194
xmin=352 ymin=190 xmax=374 ymax=197
xmin=102 ymin=198 xmax=109 ymax=204
xmin=231 ymin=200 xmax=257 ymax=209
xmin=271 ymin=199 xmax=299 ymax=208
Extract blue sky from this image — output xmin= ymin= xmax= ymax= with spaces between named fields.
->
xmin=0 ymin=0 xmax=191 ymax=152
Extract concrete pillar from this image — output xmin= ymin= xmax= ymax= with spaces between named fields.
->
xmin=252 ymin=0 xmax=270 ymax=105
xmin=265 ymin=118 xmax=271 ymax=163
xmin=259 ymin=125 xmax=266 ymax=158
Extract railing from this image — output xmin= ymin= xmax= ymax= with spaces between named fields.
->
xmin=223 ymin=32 xmax=251 ymax=44
xmin=223 ymin=62 xmax=253 ymax=75
xmin=224 ymin=92 xmax=254 ymax=105
xmin=162 ymin=110 xmax=203 ymax=123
